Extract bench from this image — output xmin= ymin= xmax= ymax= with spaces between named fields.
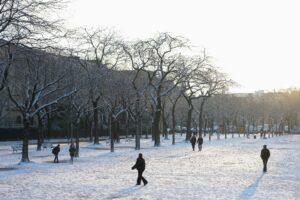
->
xmin=11 ymin=144 xmax=22 ymax=153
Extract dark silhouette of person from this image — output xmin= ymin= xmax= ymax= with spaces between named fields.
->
xmin=197 ymin=136 xmax=204 ymax=151
xmin=260 ymin=145 xmax=270 ymax=172
xmin=132 ymin=153 xmax=148 ymax=185
xmin=69 ymin=142 xmax=76 ymax=164
xmin=52 ymin=144 xmax=60 ymax=163
xmin=190 ymin=135 xmax=196 ymax=151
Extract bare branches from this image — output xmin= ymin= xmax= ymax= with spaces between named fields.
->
xmin=76 ymin=28 xmax=123 ymax=69
xmin=0 ymin=0 xmax=66 ymax=47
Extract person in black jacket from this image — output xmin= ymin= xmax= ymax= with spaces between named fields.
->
xmin=69 ymin=142 xmax=76 ymax=164
xmin=52 ymin=144 xmax=60 ymax=163
xmin=197 ymin=136 xmax=204 ymax=151
xmin=190 ymin=135 xmax=196 ymax=151
xmin=260 ymin=145 xmax=270 ymax=172
xmin=132 ymin=153 xmax=148 ymax=185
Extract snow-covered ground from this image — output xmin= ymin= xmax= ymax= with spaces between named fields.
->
xmin=0 ymin=134 xmax=299 ymax=200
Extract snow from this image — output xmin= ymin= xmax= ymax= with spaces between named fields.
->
xmin=0 ymin=134 xmax=299 ymax=200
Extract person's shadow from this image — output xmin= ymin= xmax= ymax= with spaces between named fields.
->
xmin=239 ymin=173 xmax=265 ymax=200
xmin=105 ymin=185 xmax=142 ymax=199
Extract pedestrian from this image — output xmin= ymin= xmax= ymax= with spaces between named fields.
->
xmin=131 ymin=153 xmax=148 ymax=186
xmin=190 ymin=134 xmax=196 ymax=151
xmin=69 ymin=142 xmax=76 ymax=164
xmin=52 ymin=144 xmax=60 ymax=163
xmin=197 ymin=136 xmax=204 ymax=151
xmin=260 ymin=145 xmax=270 ymax=172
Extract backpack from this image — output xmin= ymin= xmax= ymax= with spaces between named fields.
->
xmin=52 ymin=147 xmax=58 ymax=155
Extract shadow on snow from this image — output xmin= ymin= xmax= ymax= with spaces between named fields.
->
xmin=239 ymin=173 xmax=265 ymax=200
xmin=105 ymin=185 xmax=143 ymax=199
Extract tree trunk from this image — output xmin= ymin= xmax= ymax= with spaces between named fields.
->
xmin=204 ymin=118 xmax=207 ymax=137
xmin=109 ymin=114 xmax=114 ymax=152
xmin=153 ymin=96 xmax=162 ymax=147
xmin=162 ymin=112 xmax=168 ymax=140
xmin=75 ymin=123 xmax=79 ymax=157
xmin=114 ymin=121 xmax=120 ymax=143
xmin=75 ymin=130 xmax=79 ymax=157
xmin=135 ymin=119 xmax=141 ymax=150
xmin=186 ymin=106 xmax=193 ymax=141
xmin=70 ymin=123 xmax=74 ymax=139
xmin=21 ymin=119 xmax=31 ymax=162
xmin=275 ymin=119 xmax=278 ymax=135
xmin=153 ymin=109 xmax=161 ymax=146
xmin=92 ymin=101 xmax=99 ymax=144
xmin=89 ymin=120 xmax=93 ymax=142
xmin=223 ymin=119 xmax=227 ymax=139
xmin=198 ymin=99 xmax=206 ymax=137
xmin=45 ymin=109 xmax=52 ymax=139
xmin=209 ymin=119 xmax=213 ymax=141
xmin=37 ymin=127 xmax=43 ymax=151
xmin=261 ymin=117 xmax=265 ymax=132
xmin=125 ymin=112 xmax=129 ymax=138
xmin=36 ymin=111 xmax=43 ymax=151
xmin=171 ymin=104 xmax=176 ymax=145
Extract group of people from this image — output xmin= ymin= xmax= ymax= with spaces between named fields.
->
xmin=189 ymin=134 xmax=271 ymax=172
xmin=190 ymin=134 xmax=204 ymax=151
xmin=51 ymin=142 xmax=76 ymax=164
xmin=50 ymin=139 xmax=271 ymax=186
xmin=51 ymin=142 xmax=148 ymax=185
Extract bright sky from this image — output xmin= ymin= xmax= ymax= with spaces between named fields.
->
xmin=65 ymin=0 xmax=300 ymax=93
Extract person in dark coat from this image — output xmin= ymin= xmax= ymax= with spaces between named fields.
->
xmin=69 ymin=142 xmax=76 ymax=164
xmin=52 ymin=144 xmax=60 ymax=163
xmin=132 ymin=153 xmax=148 ymax=185
xmin=260 ymin=145 xmax=270 ymax=172
xmin=197 ymin=136 xmax=204 ymax=151
xmin=190 ymin=135 xmax=196 ymax=151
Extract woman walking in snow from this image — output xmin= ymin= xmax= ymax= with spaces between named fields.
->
xmin=197 ymin=136 xmax=203 ymax=151
xmin=190 ymin=135 xmax=196 ymax=151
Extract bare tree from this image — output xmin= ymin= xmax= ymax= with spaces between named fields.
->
xmin=0 ymin=0 xmax=65 ymax=47
xmin=7 ymin=48 xmax=76 ymax=162
xmin=140 ymin=33 xmax=190 ymax=146
xmin=167 ymin=89 xmax=182 ymax=144
xmin=76 ymin=28 xmax=122 ymax=144
xmin=195 ymin=67 xmax=233 ymax=138
xmin=180 ymin=54 xmax=213 ymax=140
xmin=102 ymin=70 xmax=129 ymax=152
xmin=122 ymin=40 xmax=151 ymax=150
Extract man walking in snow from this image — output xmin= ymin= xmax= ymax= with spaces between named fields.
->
xmin=260 ymin=145 xmax=270 ymax=172
xmin=132 ymin=153 xmax=148 ymax=186
xmin=197 ymin=136 xmax=204 ymax=151
xmin=190 ymin=134 xmax=196 ymax=151
xmin=69 ymin=142 xmax=76 ymax=164
xmin=52 ymin=144 xmax=60 ymax=163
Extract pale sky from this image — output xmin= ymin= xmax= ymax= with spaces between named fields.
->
xmin=64 ymin=0 xmax=300 ymax=93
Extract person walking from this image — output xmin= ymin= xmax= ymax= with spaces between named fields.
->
xmin=52 ymin=144 xmax=60 ymax=163
xmin=69 ymin=142 xmax=76 ymax=164
xmin=197 ymin=136 xmax=204 ymax=151
xmin=132 ymin=153 xmax=148 ymax=186
xmin=190 ymin=134 xmax=196 ymax=151
xmin=260 ymin=145 xmax=270 ymax=172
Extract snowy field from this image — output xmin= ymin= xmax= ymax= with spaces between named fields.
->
xmin=0 ymin=134 xmax=299 ymax=200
